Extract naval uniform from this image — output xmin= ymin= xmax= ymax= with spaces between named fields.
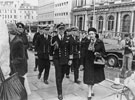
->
xmin=50 ymin=34 xmax=72 ymax=95
xmin=35 ymin=34 xmax=51 ymax=81
xmin=70 ymin=35 xmax=81 ymax=82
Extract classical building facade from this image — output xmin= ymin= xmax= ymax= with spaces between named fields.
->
xmin=72 ymin=0 xmax=135 ymax=38
xmin=38 ymin=0 xmax=54 ymax=25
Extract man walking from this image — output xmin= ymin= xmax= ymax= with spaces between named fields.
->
xmin=33 ymin=27 xmax=40 ymax=71
xmin=35 ymin=25 xmax=51 ymax=84
xmin=50 ymin=23 xmax=72 ymax=100
xmin=70 ymin=26 xmax=81 ymax=84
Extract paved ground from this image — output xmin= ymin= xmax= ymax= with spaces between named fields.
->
xmin=27 ymin=50 xmax=127 ymax=100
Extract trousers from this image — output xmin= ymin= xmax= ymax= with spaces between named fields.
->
xmin=53 ymin=59 xmax=69 ymax=95
xmin=72 ymin=58 xmax=80 ymax=81
xmin=38 ymin=59 xmax=50 ymax=80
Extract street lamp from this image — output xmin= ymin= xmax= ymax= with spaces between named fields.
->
xmin=93 ymin=0 xmax=96 ymax=28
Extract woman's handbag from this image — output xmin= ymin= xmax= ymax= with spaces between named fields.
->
xmin=0 ymin=66 xmax=27 ymax=100
xmin=94 ymin=52 xmax=106 ymax=65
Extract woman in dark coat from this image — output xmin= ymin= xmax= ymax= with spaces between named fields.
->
xmin=8 ymin=23 xmax=28 ymax=79
xmin=83 ymin=27 xmax=106 ymax=100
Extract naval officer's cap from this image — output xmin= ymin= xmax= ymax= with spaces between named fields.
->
xmin=71 ymin=26 xmax=79 ymax=31
xmin=56 ymin=23 xmax=65 ymax=29
xmin=38 ymin=24 xmax=50 ymax=30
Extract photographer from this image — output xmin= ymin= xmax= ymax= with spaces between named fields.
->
xmin=120 ymin=34 xmax=133 ymax=78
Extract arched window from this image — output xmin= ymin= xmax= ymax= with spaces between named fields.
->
xmin=122 ymin=14 xmax=131 ymax=32
xmin=108 ymin=15 xmax=114 ymax=31
xmin=98 ymin=16 xmax=103 ymax=33
xmin=89 ymin=16 xmax=93 ymax=28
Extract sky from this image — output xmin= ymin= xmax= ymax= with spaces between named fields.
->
xmin=25 ymin=0 xmax=38 ymax=6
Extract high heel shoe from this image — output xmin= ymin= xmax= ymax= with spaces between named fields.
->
xmin=91 ymin=93 xmax=94 ymax=96
xmin=87 ymin=96 xmax=92 ymax=100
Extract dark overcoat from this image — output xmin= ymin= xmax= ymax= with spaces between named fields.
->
xmin=35 ymin=35 xmax=51 ymax=59
xmin=35 ymin=34 xmax=51 ymax=67
xmin=19 ymin=33 xmax=29 ymax=59
xmin=83 ymin=38 xmax=106 ymax=85
xmin=10 ymin=35 xmax=28 ymax=76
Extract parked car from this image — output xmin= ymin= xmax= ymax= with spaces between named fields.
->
xmin=106 ymin=47 xmax=135 ymax=70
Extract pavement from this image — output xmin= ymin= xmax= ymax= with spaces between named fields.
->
xmin=27 ymin=50 xmax=127 ymax=100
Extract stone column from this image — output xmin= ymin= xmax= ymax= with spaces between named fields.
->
xmin=130 ymin=11 xmax=134 ymax=33
xmin=117 ymin=12 xmax=121 ymax=33
xmin=103 ymin=13 xmax=106 ymax=32
xmin=85 ymin=11 xmax=88 ymax=31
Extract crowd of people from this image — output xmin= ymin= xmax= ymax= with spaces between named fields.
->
xmin=32 ymin=23 xmax=106 ymax=100
xmin=0 ymin=19 xmax=135 ymax=100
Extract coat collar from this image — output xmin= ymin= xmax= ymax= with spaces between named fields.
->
xmin=95 ymin=39 xmax=102 ymax=45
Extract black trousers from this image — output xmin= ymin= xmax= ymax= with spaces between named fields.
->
xmin=35 ymin=58 xmax=38 ymax=69
xmin=66 ymin=65 xmax=70 ymax=76
xmin=38 ymin=59 xmax=50 ymax=80
xmin=73 ymin=58 xmax=80 ymax=81
xmin=53 ymin=59 xmax=69 ymax=95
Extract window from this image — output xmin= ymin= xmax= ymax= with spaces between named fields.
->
xmin=14 ymin=10 xmax=16 ymax=13
xmin=122 ymin=14 xmax=131 ymax=32
xmin=108 ymin=15 xmax=114 ymax=31
xmin=89 ymin=16 xmax=93 ymax=28
xmin=98 ymin=16 xmax=104 ymax=33
xmin=77 ymin=0 xmax=86 ymax=6
xmin=14 ymin=15 xmax=17 ymax=19
xmin=66 ymin=12 xmax=68 ymax=15
xmin=10 ymin=15 xmax=12 ymax=18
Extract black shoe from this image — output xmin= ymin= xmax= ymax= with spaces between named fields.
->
xmin=74 ymin=80 xmax=81 ymax=84
xmin=66 ymin=75 xmax=70 ymax=78
xmin=87 ymin=96 xmax=92 ymax=100
xmin=38 ymin=74 xmax=41 ymax=79
xmin=44 ymin=80 xmax=49 ymax=84
xmin=34 ymin=67 xmax=37 ymax=71
xmin=91 ymin=93 xmax=94 ymax=96
xmin=58 ymin=94 xmax=63 ymax=100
